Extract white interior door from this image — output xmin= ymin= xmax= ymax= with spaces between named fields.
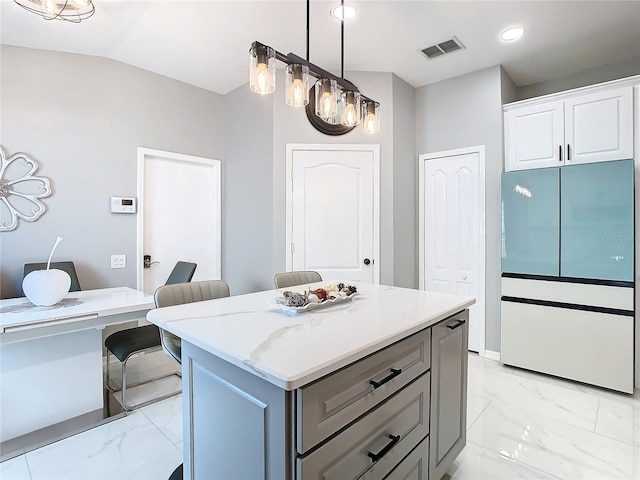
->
xmin=286 ymin=144 xmax=380 ymax=284
xmin=137 ymin=148 xmax=221 ymax=295
xmin=419 ymin=147 xmax=485 ymax=353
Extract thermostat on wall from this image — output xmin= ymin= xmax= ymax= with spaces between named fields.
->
xmin=111 ymin=197 xmax=137 ymax=214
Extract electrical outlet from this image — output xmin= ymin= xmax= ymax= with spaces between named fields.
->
xmin=110 ymin=254 xmax=126 ymax=269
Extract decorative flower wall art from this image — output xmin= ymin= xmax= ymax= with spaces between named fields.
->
xmin=0 ymin=147 xmax=52 ymax=232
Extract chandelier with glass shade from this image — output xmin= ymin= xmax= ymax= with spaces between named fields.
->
xmin=249 ymin=0 xmax=380 ymax=136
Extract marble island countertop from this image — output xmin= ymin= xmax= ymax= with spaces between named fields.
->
xmin=146 ymin=282 xmax=475 ymax=390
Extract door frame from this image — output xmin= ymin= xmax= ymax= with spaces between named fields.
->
xmin=418 ymin=145 xmax=486 ymax=355
xmin=136 ymin=147 xmax=222 ymax=291
xmin=285 ymin=143 xmax=381 ymax=283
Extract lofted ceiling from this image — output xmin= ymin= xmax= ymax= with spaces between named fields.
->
xmin=1 ymin=0 xmax=639 ymax=95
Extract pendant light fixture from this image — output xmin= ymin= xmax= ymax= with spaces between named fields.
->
xmin=14 ymin=0 xmax=95 ymax=22
xmin=249 ymin=0 xmax=380 ymax=135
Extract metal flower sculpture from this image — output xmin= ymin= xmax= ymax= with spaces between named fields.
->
xmin=0 ymin=147 xmax=52 ymax=232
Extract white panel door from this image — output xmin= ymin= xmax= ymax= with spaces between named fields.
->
xmin=420 ymin=149 xmax=485 ymax=353
xmin=288 ymin=146 xmax=379 ymax=283
xmin=137 ymin=148 xmax=221 ymax=295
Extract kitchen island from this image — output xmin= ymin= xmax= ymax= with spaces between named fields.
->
xmin=147 ymin=282 xmax=474 ymax=480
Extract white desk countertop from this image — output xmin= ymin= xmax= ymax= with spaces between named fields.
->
xmin=146 ymin=282 xmax=475 ymax=390
xmin=0 ymin=287 xmax=154 ymax=333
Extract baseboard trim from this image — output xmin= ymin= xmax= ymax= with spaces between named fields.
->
xmin=482 ymin=350 xmax=501 ymax=361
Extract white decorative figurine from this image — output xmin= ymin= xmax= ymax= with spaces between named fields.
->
xmin=22 ymin=237 xmax=71 ymax=306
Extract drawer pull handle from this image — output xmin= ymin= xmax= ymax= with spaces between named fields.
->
xmin=447 ymin=320 xmax=465 ymax=330
xmin=368 ymin=434 xmax=401 ymax=462
xmin=369 ymin=368 xmax=402 ymax=389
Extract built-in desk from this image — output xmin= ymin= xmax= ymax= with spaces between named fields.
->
xmin=0 ymin=287 xmax=154 ymax=445
xmin=148 ymin=282 xmax=475 ymax=480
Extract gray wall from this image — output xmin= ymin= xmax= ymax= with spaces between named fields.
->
xmin=0 ymin=46 xmax=224 ymax=299
xmin=517 ymin=57 xmax=640 ymax=100
xmin=415 ymin=65 xmax=504 ymax=353
xmin=0 ymin=46 xmax=411 ymax=298
xmin=223 ymin=83 xmax=274 ymax=294
xmin=501 ymin=66 xmax=518 ymax=105
xmin=392 ymin=74 xmax=417 ymax=288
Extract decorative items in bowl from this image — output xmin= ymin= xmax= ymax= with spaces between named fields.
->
xmin=22 ymin=237 xmax=71 ymax=306
xmin=273 ymin=283 xmax=359 ymax=312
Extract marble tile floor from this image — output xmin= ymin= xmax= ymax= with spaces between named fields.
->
xmin=2 ymin=353 xmax=638 ymax=479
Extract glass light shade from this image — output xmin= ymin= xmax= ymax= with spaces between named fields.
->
xmin=339 ymin=90 xmax=361 ymax=126
xmin=249 ymin=43 xmax=276 ymax=95
xmin=315 ymin=78 xmax=338 ymax=120
xmin=14 ymin=0 xmax=95 ymax=22
xmin=361 ymin=100 xmax=380 ymax=134
xmin=285 ymin=64 xmax=309 ymax=107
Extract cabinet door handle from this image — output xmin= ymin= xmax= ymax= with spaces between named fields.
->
xmin=367 ymin=434 xmax=401 ymax=462
xmin=369 ymin=368 xmax=402 ymax=389
xmin=567 ymin=144 xmax=571 ymax=160
xmin=559 ymin=145 xmax=563 ymax=162
xmin=446 ymin=320 xmax=466 ymax=330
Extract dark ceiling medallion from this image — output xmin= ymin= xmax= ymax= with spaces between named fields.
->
xmin=305 ymin=87 xmax=356 ymax=136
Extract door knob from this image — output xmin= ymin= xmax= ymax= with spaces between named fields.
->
xmin=143 ymin=255 xmax=160 ymax=269
xmin=364 ymin=258 xmax=371 ymax=266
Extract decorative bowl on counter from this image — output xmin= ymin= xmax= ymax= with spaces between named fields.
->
xmin=271 ymin=283 xmax=360 ymax=313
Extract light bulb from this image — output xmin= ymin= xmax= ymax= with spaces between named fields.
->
xmin=364 ymin=114 xmax=376 ymax=134
xmin=340 ymin=91 xmax=361 ymax=126
xmin=321 ymin=92 xmax=333 ymax=118
xmin=249 ymin=43 xmax=276 ymax=95
xmin=342 ymin=103 xmax=357 ymax=126
xmin=361 ymin=100 xmax=380 ymax=134
xmin=314 ymin=78 xmax=337 ymax=119
xmin=256 ymin=63 xmax=269 ymax=95
xmin=42 ymin=0 xmax=57 ymax=16
xmin=290 ymin=79 xmax=304 ymax=107
xmin=364 ymin=113 xmax=378 ymax=134
xmin=285 ymin=64 xmax=309 ymax=107
xmin=71 ymin=0 xmax=89 ymax=6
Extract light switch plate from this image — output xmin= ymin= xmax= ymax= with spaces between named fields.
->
xmin=111 ymin=254 xmax=126 ymax=269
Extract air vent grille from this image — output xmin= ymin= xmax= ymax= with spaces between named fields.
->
xmin=421 ymin=36 xmax=465 ymax=59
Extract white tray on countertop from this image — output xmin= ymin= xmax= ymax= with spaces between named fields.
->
xmin=270 ymin=292 xmax=361 ymax=313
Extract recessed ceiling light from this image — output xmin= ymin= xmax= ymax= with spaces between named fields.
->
xmin=500 ymin=26 xmax=525 ymax=42
xmin=331 ymin=5 xmax=356 ymax=21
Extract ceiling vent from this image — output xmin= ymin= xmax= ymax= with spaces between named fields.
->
xmin=421 ymin=37 xmax=465 ymax=60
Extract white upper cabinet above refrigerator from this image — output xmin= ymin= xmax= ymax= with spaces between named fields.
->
xmin=505 ymin=101 xmax=564 ymax=171
xmin=504 ymin=79 xmax=636 ymax=172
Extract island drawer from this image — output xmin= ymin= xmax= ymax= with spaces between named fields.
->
xmin=296 ymin=328 xmax=431 ymax=453
xmin=297 ymin=373 xmax=430 ymax=480
xmin=382 ymin=436 xmax=429 ymax=480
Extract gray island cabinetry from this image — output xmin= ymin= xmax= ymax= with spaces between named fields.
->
xmin=147 ymin=283 xmax=474 ymax=480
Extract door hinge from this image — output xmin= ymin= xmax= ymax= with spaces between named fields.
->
xmin=291 ymin=242 xmax=295 ymax=254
